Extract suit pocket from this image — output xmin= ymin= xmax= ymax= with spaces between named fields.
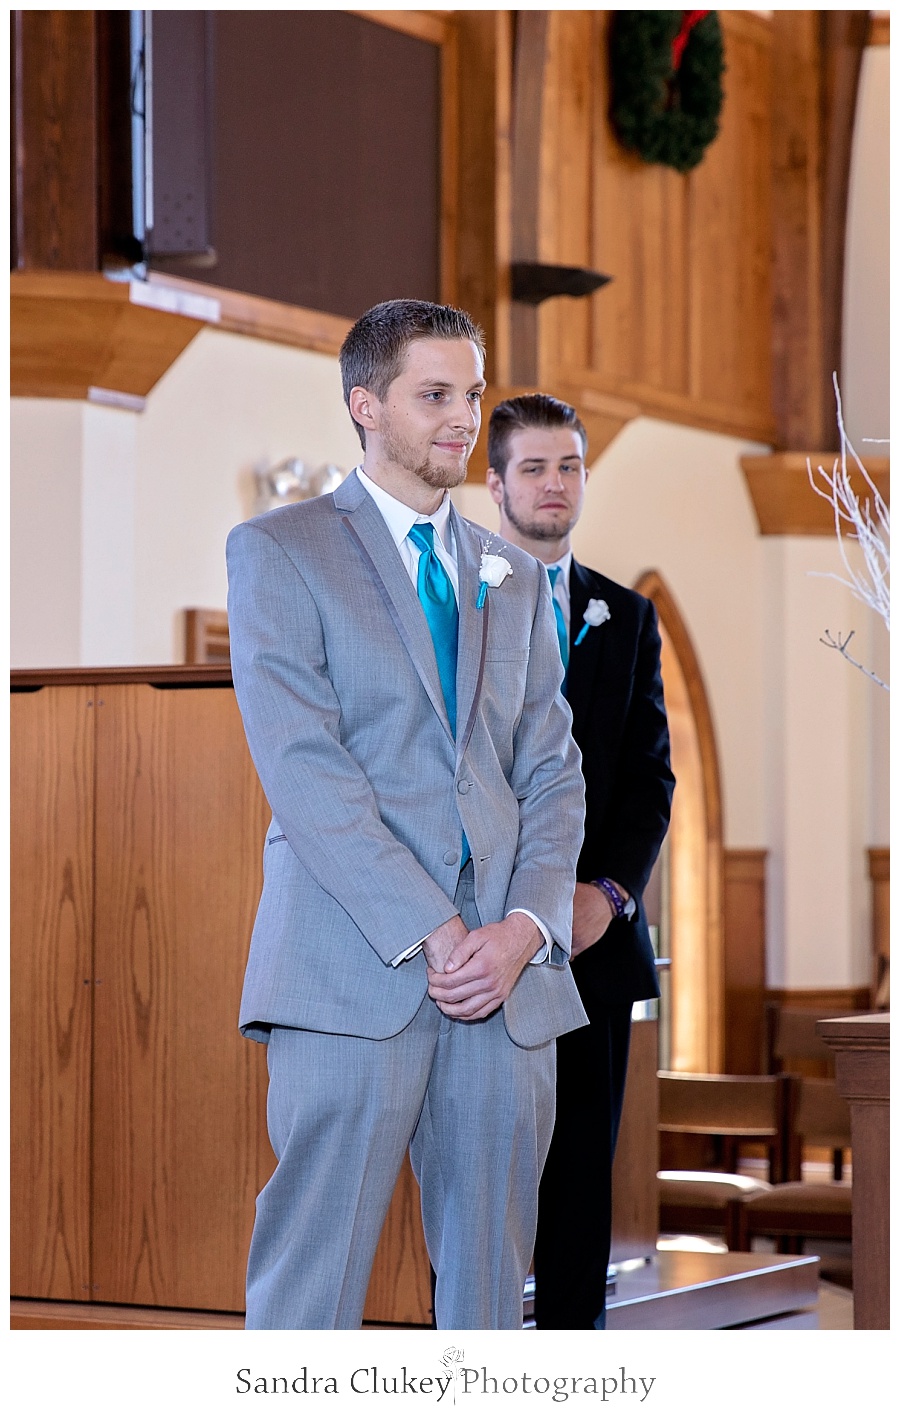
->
xmin=484 ymin=648 xmax=529 ymax=662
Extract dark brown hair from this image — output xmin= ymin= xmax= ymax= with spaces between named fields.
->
xmin=339 ymin=299 xmax=485 ymax=448
xmin=487 ymin=393 xmax=587 ymax=477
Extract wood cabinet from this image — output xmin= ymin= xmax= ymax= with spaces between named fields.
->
xmin=10 ymin=668 xmax=432 ymax=1324
xmin=11 ymin=671 xmax=273 ymax=1312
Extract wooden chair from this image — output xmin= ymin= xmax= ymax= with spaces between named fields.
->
xmin=184 ymin=608 xmax=230 ymax=664
xmin=658 ymin=1170 xmax=771 ymax=1243
xmin=764 ymin=1004 xmax=851 ymax=1179
xmin=726 ymin=1180 xmax=852 ymax=1285
xmin=658 ymin=1070 xmax=798 ymax=1185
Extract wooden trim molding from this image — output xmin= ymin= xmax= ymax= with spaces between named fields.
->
xmin=817 ymin=1014 xmax=889 ymax=1330
xmin=147 ymin=273 xmax=352 ymax=356
xmin=766 ymin=987 xmax=871 ymax=1014
xmin=635 ymin=571 xmax=725 ymax=1072
xmin=868 ymin=13 xmax=890 ymax=47
xmin=565 ymin=370 xmax=778 ymax=448
xmin=740 ymin=451 xmax=890 ymax=536
xmin=348 ymin=10 xmax=450 ymax=46
xmin=723 ymin=850 xmax=768 ymax=1074
xmin=12 ymin=667 xmax=234 ymax=690
xmin=11 ymin=1299 xmax=245 ymax=1331
xmin=868 ymin=847 xmax=889 ymax=1009
xmin=10 ymin=269 xmax=355 ymax=401
xmin=11 ymin=271 xmax=207 ymax=401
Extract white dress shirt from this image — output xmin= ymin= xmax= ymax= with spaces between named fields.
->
xmin=545 ymin=550 xmax=573 ymax=638
xmin=355 ymin=467 xmax=554 ymax=967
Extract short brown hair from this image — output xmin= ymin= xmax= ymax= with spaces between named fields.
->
xmin=339 ymin=299 xmax=485 ymax=448
xmin=487 ymin=393 xmax=587 ymax=477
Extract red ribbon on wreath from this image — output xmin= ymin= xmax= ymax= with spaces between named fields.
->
xmin=672 ymin=11 xmax=709 ymax=71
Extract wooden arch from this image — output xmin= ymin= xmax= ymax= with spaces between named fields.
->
xmin=634 ymin=569 xmax=724 ymax=1072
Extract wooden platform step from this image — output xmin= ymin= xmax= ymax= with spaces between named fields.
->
xmin=606 ymin=1250 xmax=820 ymax=1329
xmin=13 ymin=1252 xmax=820 ymax=1332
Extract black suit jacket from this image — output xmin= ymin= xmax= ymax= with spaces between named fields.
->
xmin=565 ymin=560 xmax=675 ymax=1005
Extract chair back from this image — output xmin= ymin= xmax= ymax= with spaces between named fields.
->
xmin=764 ymin=1003 xmax=836 ymax=1075
xmin=184 ymin=607 xmax=231 ymax=664
xmin=794 ymin=1076 xmax=852 ymax=1153
xmin=657 ymin=1071 xmax=798 ymax=1183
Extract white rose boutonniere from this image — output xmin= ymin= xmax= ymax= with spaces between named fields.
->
xmin=574 ymin=597 xmax=611 ymax=646
xmin=477 ymin=552 xmax=513 ymax=608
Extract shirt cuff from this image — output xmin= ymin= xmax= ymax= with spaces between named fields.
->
xmin=506 ymin=908 xmax=556 ymax=964
xmin=391 ymin=938 xmax=426 ymax=967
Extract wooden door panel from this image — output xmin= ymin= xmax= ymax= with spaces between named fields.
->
xmin=10 ymin=686 xmax=94 ymax=1299
xmin=91 ymin=684 xmax=273 ymax=1310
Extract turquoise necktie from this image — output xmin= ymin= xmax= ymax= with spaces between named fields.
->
xmin=547 ymin=565 xmax=569 ymax=674
xmin=408 ymin=522 xmax=459 ymax=733
xmin=408 ymin=522 xmax=469 ymax=865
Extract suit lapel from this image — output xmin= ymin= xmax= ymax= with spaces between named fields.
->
xmin=452 ymin=508 xmax=490 ymax=765
xmin=335 ymin=473 xmax=454 ymax=742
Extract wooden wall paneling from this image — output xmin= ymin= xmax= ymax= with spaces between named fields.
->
xmin=91 ymin=684 xmax=274 ymax=1310
xmin=562 ymin=11 xmax=775 ymax=444
xmin=722 ymin=850 xmax=767 ymax=1073
xmin=687 ymin=12 xmax=773 ymax=423
xmin=508 ymin=9 xmax=550 ymax=387
xmin=453 ymin=10 xmax=507 ymax=380
xmin=819 ymin=12 xmax=870 ymax=438
xmin=770 ymin=11 xmax=866 ymax=449
xmin=868 ymin=848 xmax=889 ymax=1008
xmin=590 ymin=13 xmax=692 ymax=398
xmin=10 ymin=687 xmax=95 ymax=1300
xmin=12 ymin=9 xmax=99 ymax=270
xmin=766 ymin=987 xmax=872 ymax=1016
xmin=363 ymin=1158 xmax=432 ymax=1325
xmin=771 ymin=12 xmax=824 ymax=448
xmin=535 ymin=10 xmax=594 ymax=388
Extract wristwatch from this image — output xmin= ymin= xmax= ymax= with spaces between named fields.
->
xmin=592 ymin=877 xmax=636 ymax=921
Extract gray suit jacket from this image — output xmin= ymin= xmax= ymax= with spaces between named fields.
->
xmin=226 ymin=471 xmax=588 ymax=1049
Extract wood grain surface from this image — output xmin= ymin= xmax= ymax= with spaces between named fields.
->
xmin=90 ymin=684 xmax=274 ymax=1310
xmin=10 ymin=686 xmax=95 ymax=1299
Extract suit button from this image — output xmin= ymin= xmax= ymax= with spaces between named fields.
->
xmin=443 ymin=850 xmax=459 ymax=866
xmin=457 ymin=780 xmax=471 ymax=795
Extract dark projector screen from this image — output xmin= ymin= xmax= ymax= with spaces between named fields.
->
xmin=149 ymin=10 xmax=441 ymax=321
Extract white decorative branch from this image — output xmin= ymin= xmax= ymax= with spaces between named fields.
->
xmin=808 ymin=375 xmax=890 ymax=689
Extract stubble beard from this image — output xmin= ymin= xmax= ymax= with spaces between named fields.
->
xmin=502 ymin=489 xmax=576 ymax=543
xmin=382 ymin=423 xmax=470 ymax=491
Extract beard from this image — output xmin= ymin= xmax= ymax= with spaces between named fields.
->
xmin=381 ymin=420 xmax=470 ymax=490
xmin=502 ymin=489 xmax=577 ymax=542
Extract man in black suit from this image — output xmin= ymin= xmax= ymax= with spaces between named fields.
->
xmin=486 ymin=393 xmax=675 ymax=1329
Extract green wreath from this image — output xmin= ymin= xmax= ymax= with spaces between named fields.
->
xmin=609 ymin=11 xmax=725 ymax=174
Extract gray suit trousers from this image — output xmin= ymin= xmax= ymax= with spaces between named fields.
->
xmin=245 ymin=865 xmax=556 ymax=1330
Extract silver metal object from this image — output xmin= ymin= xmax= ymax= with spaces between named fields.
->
xmin=253 ymin=459 xmax=344 ymax=514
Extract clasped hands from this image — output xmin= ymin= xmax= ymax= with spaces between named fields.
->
xmin=423 ymin=912 xmax=542 ymax=1022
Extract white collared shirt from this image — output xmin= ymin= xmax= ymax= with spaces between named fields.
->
xmin=354 ymin=466 xmax=553 ymax=967
xmin=544 ymin=550 xmax=573 ymax=636
xmin=356 ymin=465 xmax=459 ymax=599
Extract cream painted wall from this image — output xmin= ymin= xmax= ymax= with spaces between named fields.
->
xmin=132 ymin=328 xmax=364 ymax=664
xmin=10 ymin=400 xmax=84 ymax=668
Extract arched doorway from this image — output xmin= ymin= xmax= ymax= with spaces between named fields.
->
xmin=635 ymin=571 xmax=724 ymax=1072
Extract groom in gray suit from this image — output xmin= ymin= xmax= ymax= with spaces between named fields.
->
xmin=226 ymin=299 xmax=587 ymax=1330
